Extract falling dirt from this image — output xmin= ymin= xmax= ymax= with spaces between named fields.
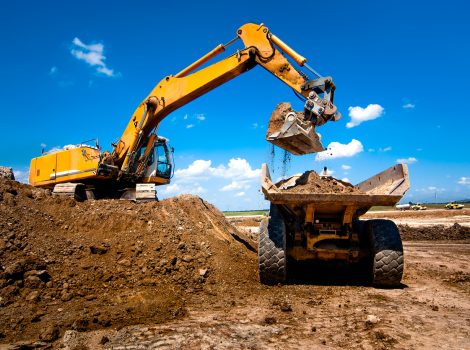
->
xmin=281 ymin=150 xmax=291 ymax=178
xmin=277 ymin=170 xmax=365 ymax=194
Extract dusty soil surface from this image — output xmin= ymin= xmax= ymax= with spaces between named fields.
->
xmin=275 ymin=170 xmax=363 ymax=194
xmin=33 ymin=242 xmax=470 ymax=350
xmin=399 ymin=223 xmax=470 ymax=241
xmin=0 ymin=178 xmax=255 ymax=346
xmin=1 ymin=178 xmax=469 ymax=349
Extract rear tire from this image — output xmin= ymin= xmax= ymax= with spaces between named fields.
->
xmin=365 ymin=219 xmax=404 ymax=287
xmin=258 ymin=204 xmax=287 ymax=285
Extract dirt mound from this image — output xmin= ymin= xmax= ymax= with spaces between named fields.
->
xmin=0 ymin=178 xmax=257 ymax=344
xmin=399 ymin=223 xmax=470 ymax=241
xmin=278 ymin=170 xmax=364 ymax=194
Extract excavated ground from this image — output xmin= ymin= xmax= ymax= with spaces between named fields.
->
xmin=1 ymin=178 xmax=469 ymax=349
xmin=0 ymin=178 xmax=256 ymax=345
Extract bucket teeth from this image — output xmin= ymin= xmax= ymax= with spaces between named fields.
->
xmin=266 ymin=103 xmax=324 ymax=155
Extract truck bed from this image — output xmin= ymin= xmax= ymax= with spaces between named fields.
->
xmin=261 ymin=163 xmax=410 ymax=210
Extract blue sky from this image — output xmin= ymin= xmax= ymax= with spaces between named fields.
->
xmin=0 ymin=0 xmax=469 ymax=210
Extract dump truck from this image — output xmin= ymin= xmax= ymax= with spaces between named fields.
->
xmin=259 ymin=163 xmax=410 ymax=286
xmin=29 ymin=23 xmax=340 ymax=200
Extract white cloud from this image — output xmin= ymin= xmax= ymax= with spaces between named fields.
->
xmin=174 ymin=160 xmax=212 ymax=178
xmin=13 ymin=170 xmax=29 ymax=184
xmin=212 ymin=158 xmax=261 ymax=179
xmin=380 ymin=146 xmax=392 ymax=152
xmin=346 ymin=104 xmax=384 ymax=128
xmin=220 ymin=180 xmax=250 ymax=192
xmin=163 ymin=183 xmax=181 ymax=194
xmin=368 ymin=148 xmax=375 ymax=152
xmin=40 ymin=143 xmax=47 ymax=148
xmin=315 ymin=139 xmax=364 ymax=161
xmin=71 ymin=37 xmax=117 ymax=77
xmin=252 ymin=122 xmax=259 ymax=129
xmin=162 ymin=182 xmax=206 ymax=195
xmin=183 ymin=114 xmax=188 ymax=120
xmin=160 ymin=158 xmax=264 ymax=210
xmin=49 ymin=66 xmax=57 ymax=75
xmin=196 ymin=114 xmax=205 ymax=121
xmin=458 ymin=177 xmax=470 ymax=185
xmin=186 ymin=124 xmax=194 ymax=129
xmin=175 ymin=158 xmax=260 ymax=181
xmin=341 ymin=165 xmax=351 ymax=170
xmin=403 ymin=103 xmax=415 ymax=109
xmin=342 ymin=177 xmax=350 ymax=183
xmin=397 ymin=157 xmax=417 ymax=164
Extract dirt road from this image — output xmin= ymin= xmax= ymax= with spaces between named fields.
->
xmin=50 ymin=241 xmax=470 ymax=350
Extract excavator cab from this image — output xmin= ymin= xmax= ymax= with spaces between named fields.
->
xmin=142 ymin=136 xmax=173 ymax=182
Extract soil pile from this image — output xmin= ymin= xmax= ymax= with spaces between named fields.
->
xmin=278 ymin=170 xmax=364 ymax=194
xmin=0 ymin=166 xmax=14 ymax=180
xmin=399 ymin=223 xmax=470 ymax=241
xmin=0 ymin=178 xmax=257 ymax=344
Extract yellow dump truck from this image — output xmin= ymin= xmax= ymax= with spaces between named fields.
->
xmin=259 ymin=163 xmax=410 ymax=287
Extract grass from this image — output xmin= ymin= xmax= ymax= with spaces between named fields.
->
xmin=223 ymin=210 xmax=268 ymax=216
xmin=224 ymin=201 xmax=469 ymax=215
xmin=369 ymin=202 xmax=468 ymax=211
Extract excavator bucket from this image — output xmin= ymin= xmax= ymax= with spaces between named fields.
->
xmin=266 ymin=77 xmax=341 ymax=155
xmin=266 ymin=102 xmax=324 ymax=155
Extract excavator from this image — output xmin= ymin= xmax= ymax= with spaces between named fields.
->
xmin=29 ymin=23 xmax=340 ymax=200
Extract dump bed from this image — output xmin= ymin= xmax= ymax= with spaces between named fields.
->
xmin=261 ymin=163 xmax=410 ymax=211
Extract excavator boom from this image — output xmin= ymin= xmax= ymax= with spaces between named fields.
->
xmin=112 ymin=23 xmax=340 ymax=177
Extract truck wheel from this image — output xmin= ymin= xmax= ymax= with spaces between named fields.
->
xmin=365 ymin=219 xmax=404 ymax=287
xmin=258 ymin=204 xmax=287 ymax=285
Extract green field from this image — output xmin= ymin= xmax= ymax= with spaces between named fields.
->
xmin=223 ymin=210 xmax=268 ymax=216
xmin=352 ymin=202 xmax=468 ymax=212
xmin=225 ymin=202 xmax=468 ymax=215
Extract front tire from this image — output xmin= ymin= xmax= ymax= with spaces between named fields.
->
xmin=365 ymin=219 xmax=404 ymax=287
xmin=258 ymin=204 xmax=287 ymax=285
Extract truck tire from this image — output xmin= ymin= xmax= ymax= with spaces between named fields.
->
xmin=258 ymin=204 xmax=287 ymax=285
xmin=365 ymin=219 xmax=404 ymax=287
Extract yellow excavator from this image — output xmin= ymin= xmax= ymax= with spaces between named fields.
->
xmin=29 ymin=23 xmax=340 ymax=200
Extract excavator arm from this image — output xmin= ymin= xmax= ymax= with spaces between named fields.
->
xmin=111 ymin=23 xmax=340 ymax=178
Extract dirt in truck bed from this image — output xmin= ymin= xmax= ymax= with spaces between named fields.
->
xmin=1 ymin=177 xmax=469 ymax=349
xmin=277 ymin=169 xmax=365 ymax=194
